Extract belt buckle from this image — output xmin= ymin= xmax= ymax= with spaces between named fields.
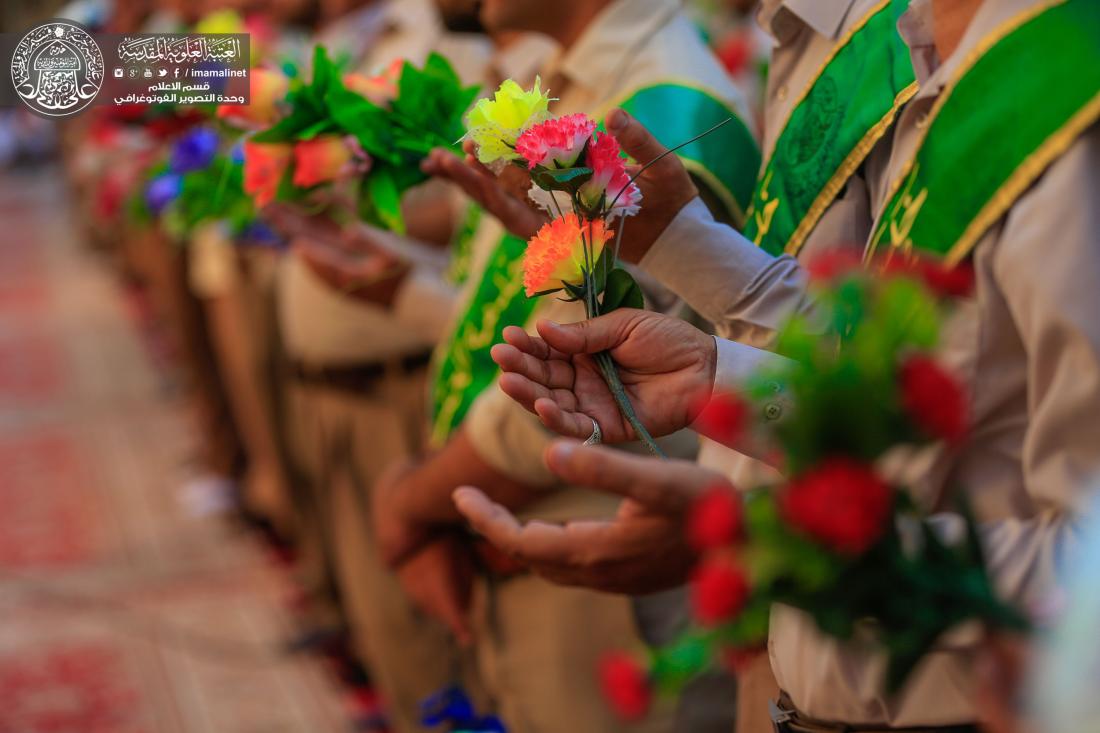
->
xmin=770 ymin=698 xmax=795 ymax=733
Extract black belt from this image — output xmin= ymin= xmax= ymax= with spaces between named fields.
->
xmin=771 ymin=693 xmax=980 ymax=733
xmin=291 ymin=351 xmax=432 ymax=392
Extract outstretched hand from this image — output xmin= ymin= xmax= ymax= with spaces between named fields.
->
xmin=490 ymin=309 xmax=716 ymax=443
xmin=453 ymin=441 xmax=734 ymax=593
xmin=421 ymin=141 xmax=546 ymax=240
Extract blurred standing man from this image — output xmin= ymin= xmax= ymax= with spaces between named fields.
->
xmin=274 ymin=1 xmax=489 ymax=729
xmin=374 ymin=1 xmax=759 ymax=731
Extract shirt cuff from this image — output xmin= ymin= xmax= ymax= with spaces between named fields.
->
xmin=692 ymin=336 xmax=794 ymax=465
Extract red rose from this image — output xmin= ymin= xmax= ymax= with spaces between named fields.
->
xmin=805 ymin=248 xmax=864 ymax=282
xmin=781 ymin=458 xmax=892 ymax=556
xmin=693 ymin=392 xmax=748 ymax=448
xmin=882 ymin=254 xmax=975 ymax=298
xmin=687 ymin=485 xmax=743 ymax=551
xmin=690 ymin=558 xmax=751 ymax=626
xmin=243 ymin=141 xmax=293 ymax=209
xmin=292 ymin=136 xmax=366 ymax=188
xmin=599 ymin=652 xmax=652 ymax=721
xmin=899 ymin=355 xmax=969 ymax=443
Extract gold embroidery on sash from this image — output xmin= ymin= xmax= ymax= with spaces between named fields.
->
xmin=867 ymin=0 xmax=1072 ymax=263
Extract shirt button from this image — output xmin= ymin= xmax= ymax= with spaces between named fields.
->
xmin=768 ymin=381 xmax=782 ymax=394
xmin=765 ymin=403 xmax=783 ymax=421
xmin=775 ymin=85 xmax=788 ymax=101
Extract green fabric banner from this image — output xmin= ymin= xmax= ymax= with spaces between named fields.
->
xmin=615 ymin=82 xmax=760 ymax=225
xmin=869 ymin=0 xmax=1100 ymax=265
xmin=743 ymin=0 xmax=917 ymax=257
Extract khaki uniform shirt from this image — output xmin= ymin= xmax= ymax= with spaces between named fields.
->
xmin=463 ymin=0 xmax=750 ymax=521
xmin=639 ymin=0 xmax=889 ymax=485
xmin=703 ymin=0 xmax=1100 ymax=724
xmin=278 ymin=0 xmax=490 ymax=365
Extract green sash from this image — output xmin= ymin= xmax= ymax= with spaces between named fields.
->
xmin=869 ymin=0 xmax=1100 ymax=265
xmin=609 ymin=82 xmax=761 ymax=225
xmin=429 ymin=231 xmax=533 ymax=447
xmin=743 ymin=0 xmax=918 ymax=257
xmin=428 ymin=83 xmax=760 ymax=444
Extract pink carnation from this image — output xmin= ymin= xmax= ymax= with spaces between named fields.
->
xmin=515 ymin=113 xmax=596 ymax=170
xmin=579 ymin=131 xmax=641 ymax=219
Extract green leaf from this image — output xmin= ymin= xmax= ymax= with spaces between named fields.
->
xmin=360 ymin=168 xmax=404 ymax=234
xmin=532 ymin=166 xmax=594 ymax=192
xmin=600 ymin=267 xmax=644 ymax=312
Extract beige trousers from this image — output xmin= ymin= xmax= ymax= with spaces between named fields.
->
xmin=286 ymin=369 xmax=476 ymax=732
xmin=473 ymin=574 xmax=675 ymax=733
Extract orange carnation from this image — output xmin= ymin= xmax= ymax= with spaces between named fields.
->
xmin=523 ymin=214 xmax=612 ymax=297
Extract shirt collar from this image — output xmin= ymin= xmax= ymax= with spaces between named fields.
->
xmin=758 ymin=0 xmax=859 ymax=43
xmin=898 ymin=0 xmax=1027 ymax=102
xmin=551 ymin=0 xmax=683 ymax=97
xmin=896 ymin=0 xmax=940 ymax=88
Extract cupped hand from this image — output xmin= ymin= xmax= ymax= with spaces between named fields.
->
xmin=490 ymin=309 xmax=716 ymax=443
xmin=421 ymin=142 xmax=546 ymax=240
xmin=292 ymin=234 xmax=409 ymax=305
xmin=395 ymin=533 xmax=476 ymax=646
xmin=453 ymin=441 xmax=733 ymax=594
xmin=372 ymin=458 xmax=434 ymax=568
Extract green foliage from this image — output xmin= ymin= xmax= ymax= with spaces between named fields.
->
xmin=650 ymin=267 xmax=1027 ymax=696
xmin=162 ymin=154 xmax=255 ymax=239
xmin=253 ymin=46 xmax=481 ymax=232
xmin=601 ymin=268 xmax=644 ymax=311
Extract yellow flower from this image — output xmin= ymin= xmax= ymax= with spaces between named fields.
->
xmin=523 ymin=214 xmax=611 ymax=297
xmin=466 ymin=77 xmax=553 ymax=165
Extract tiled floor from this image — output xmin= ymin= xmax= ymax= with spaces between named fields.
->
xmin=0 ymin=167 xmax=348 ymax=732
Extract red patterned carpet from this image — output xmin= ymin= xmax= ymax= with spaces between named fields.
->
xmin=0 ymin=168 xmax=348 ymax=732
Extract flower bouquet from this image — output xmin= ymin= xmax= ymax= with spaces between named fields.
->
xmin=135 ymin=127 xmax=257 ymax=242
xmin=236 ymin=46 xmax=480 ymax=233
xmin=600 ymin=255 xmax=1028 ymax=719
xmin=465 ymin=79 xmax=732 ymax=457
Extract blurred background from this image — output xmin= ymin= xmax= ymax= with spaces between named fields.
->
xmin=0 ymin=0 xmax=766 ymax=730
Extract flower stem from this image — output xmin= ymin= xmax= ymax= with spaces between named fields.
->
xmin=593 ymin=351 xmax=666 ymax=458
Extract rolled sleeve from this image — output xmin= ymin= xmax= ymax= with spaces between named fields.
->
xmin=638 ymin=197 xmax=814 ymax=344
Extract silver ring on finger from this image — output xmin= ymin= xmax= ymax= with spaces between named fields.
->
xmin=583 ymin=417 xmax=602 ymax=446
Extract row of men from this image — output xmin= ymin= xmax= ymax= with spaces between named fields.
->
xmin=62 ymin=0 xmax=1099 ymax=731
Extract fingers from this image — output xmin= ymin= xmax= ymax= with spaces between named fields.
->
xmin=544 ymin=441 xmax=722 ymax=513
xmin=453 ymin=487 xmax=608 ymax=566
xmin=535 ymin=311 xmax=638 ymax=356
xmin=453 ymin=487 xmax=525 ymax=552
xmin=533 ymin=398 xmax=597 ymax=440
xmin=606 ymin=108 xmax=671 ymax=166
xmin=490 ymin=342 xmax=574 ymax=390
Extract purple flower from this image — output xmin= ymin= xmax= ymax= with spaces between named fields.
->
xmin=145 ymin=173 xmax=182 ymax=213
xmin=170 ymin=128 xmax=220 ymax=173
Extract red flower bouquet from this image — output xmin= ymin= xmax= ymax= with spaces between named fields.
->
xmin=604 ymin=255 xmax=1027 ymax=714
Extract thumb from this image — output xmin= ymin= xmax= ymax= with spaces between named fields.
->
xmin=606 ymin=108 xmax=669 ymax=165
xmin=535 ymin=310 xmax=635 ymax=356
